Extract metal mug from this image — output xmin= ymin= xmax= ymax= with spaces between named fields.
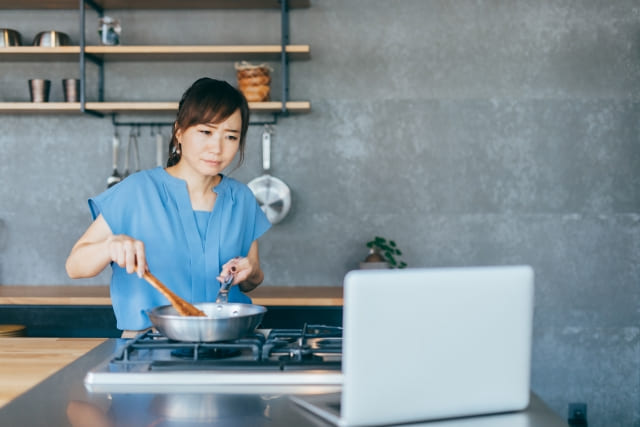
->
xmin=62 ymin=78 xmax=80 ymax=102
xmin=28 ymin=79 xmax=51 ymax=102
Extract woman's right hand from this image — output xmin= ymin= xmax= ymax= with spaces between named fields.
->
xmin=107 ymin=234 xmax=147 ymax=277
xmin=67 ymin=214 xmax=147 ymax=279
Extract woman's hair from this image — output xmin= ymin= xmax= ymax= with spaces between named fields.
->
xmin=167 ymin=77 xmax=250 ymax=168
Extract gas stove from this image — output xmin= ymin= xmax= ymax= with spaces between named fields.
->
xmin=84 ymin=324 xmax=343 ymax=394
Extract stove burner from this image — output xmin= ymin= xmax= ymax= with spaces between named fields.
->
xmin=279 ymin=352 xmax=324 ymax=363
xmin=87 ymin=324 xmax=344 ymax=391
xmin=310 ymin=337 xmax=342 ymax=350
xmin=111 ymin=324 xmax=343 ymax=368
xmin=262 ymin=323 xmax=343 ymax=362
xmin=171 ymin=347 xmax=241 ymax=360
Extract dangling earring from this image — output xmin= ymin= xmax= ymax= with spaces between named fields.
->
xmin=176 ymin=143 xmax=181 ymax=155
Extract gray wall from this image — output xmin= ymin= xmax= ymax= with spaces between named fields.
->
xmin=1 ymin=1 xmax=639 ymax=425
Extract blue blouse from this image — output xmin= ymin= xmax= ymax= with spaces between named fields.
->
xmin=88 ymin=167 xmax=271 ymax=330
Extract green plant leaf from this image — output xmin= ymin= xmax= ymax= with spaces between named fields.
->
xmin=364 ymin=236 xmax=407 ymax=269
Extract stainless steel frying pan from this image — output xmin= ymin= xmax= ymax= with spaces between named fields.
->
xmin=248 ymin=127 xmax=291 ymax=224
xmin=147 ymin=302 xmax=266 ymax=342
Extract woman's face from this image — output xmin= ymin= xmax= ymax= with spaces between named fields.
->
xmin=175 ymin=109 xmax=242 ymax=177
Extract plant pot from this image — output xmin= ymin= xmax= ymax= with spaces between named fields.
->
xmin=359 ymin=261 xmax=390 ymax=270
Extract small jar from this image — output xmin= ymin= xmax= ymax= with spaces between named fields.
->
xmin=98 ymin=16 xmax=121 ymax=46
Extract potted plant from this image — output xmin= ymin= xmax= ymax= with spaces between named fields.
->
xmin=360 ymin=236 xmax=407 ymax=269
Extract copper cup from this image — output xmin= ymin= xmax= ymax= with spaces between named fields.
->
xmin=28 ymin=79 xmax=51 ymax=102
xmin=62 ymin=78 xmax=80 ymax=102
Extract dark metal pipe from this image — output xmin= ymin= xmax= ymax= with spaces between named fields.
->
xmin=280 ymin=0 xmax=290 ymax=115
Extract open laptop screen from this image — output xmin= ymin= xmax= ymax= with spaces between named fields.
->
xmin=294 ymin=265 xmax=535 ymax=426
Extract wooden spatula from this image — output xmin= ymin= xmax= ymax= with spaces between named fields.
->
xmin=142 ymin=271 xmax=206 ymax=317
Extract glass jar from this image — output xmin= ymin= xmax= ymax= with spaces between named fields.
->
xmin=98 ymin=16 xmax=121 ymax=46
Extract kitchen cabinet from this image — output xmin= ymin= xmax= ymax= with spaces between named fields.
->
xmin=0 ymin=0 xmax=311 ymax=117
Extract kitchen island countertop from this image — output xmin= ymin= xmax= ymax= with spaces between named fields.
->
xmin=0 ymin=285 xmax=343 ymax=306
xmin=0 ymin=338 xmax=105 ymax=408
xmin=0 ymin=338 xmax=568 ymax=426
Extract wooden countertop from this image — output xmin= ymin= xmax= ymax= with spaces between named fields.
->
xmin=0 ymin=285 xmax=343 ymax=306
xmin=0 ymin=338 xmax=106 ymax=408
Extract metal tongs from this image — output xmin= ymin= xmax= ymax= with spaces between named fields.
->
xmin=215 ymin=274 xmax=234 ymax=304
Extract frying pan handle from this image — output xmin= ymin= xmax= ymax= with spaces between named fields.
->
xmin=262 ymin=129 xmax=271 ymax=171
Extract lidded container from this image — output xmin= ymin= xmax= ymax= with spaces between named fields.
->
xmin=98 ymin=16 xmax=121 ymax=45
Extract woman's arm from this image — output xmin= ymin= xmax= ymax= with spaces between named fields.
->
xmin=65 ymin=214 xmax=147 ymax=279
xmin=239 ymin=240 xmax=264 ymax=293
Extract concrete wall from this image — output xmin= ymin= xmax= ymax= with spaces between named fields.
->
xmin=1 ymin=1 xmax=639 ymax=424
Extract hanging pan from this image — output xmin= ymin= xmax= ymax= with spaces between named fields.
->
xmin=247 ymin=127 xmax=291 ymax=224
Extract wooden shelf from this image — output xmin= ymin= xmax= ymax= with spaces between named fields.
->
xmin=84 ymin=44 xmax=310 ymax=61
xmin=0 ymin=46 xmax=80 ymax=61
xmin=249 ymin=101 xmax=311 ymax=113
xmin=0 ymin=45 xmax=309 ymax=61
xmin=0 ymin=102 xmax=82 ymax=113
xmin=0 ymin=101 xmax=310 ymax=114
xmin=0 ymin=0 xmax=309 ymax=9
xmin=86 ymin=101 xmax=311 ymax=114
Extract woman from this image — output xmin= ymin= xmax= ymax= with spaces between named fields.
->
xmin=66 ymin=78 xmax=271 ymax=336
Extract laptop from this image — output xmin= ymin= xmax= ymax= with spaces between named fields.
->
xmin=291 ymin=265 xmax=535 ymax=426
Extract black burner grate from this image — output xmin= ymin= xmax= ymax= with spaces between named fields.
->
xmin=111 ymin=324 xmax=342 ymax=368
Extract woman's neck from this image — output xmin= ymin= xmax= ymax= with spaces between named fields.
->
xmin=165 ymin=164 xmax=221 ymax=210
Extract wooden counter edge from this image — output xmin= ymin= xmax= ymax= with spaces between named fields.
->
xmin=0 ymin=285 xmax=344 ymax=306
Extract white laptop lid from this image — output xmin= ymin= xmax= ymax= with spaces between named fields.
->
xmin=293 ymin=265 xmax=534 ymax=426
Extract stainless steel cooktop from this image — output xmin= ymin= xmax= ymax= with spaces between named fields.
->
xmin=84 ymin=325 xmax=343 ymax=394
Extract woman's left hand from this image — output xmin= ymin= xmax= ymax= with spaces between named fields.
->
xmin=217 ymin=256 xmax=255 ymax=286
xmin=216 ymin=241 xmax=264 ymax=293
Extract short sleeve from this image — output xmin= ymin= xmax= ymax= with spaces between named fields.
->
xmin=88 ymin=175 xmax=140 ymax=233
xmin=252 ymin=199 xmax=272 ymax=242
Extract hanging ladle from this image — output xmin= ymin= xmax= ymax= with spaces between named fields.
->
xmin=106 ymin=131 xmax=122 ymax=188
xmin=124 ymin=126 xmax=140 ymax=177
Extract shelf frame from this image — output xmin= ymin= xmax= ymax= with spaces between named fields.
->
xmin=280 ymin=0 xmax=290 ymax=115
xmin=0 ymin=0 xmax=310 ymax=123
xmin=80 ymin=0 xmax=105 ymax=117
